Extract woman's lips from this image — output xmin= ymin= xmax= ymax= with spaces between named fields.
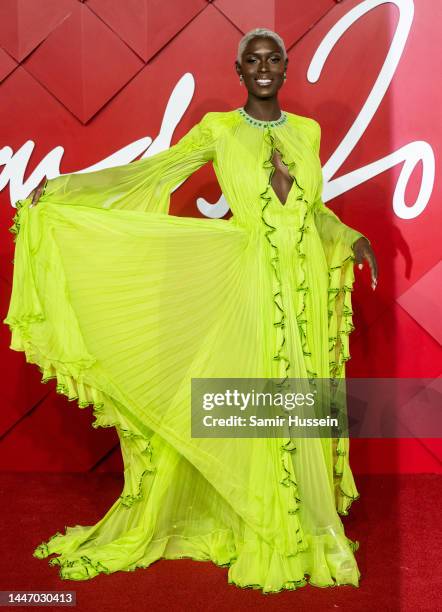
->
xmin=255 ymin=78 xmax=272 ymax=87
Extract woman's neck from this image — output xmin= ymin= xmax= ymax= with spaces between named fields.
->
xmin=243 ymin=98 xmax=282 ymax=122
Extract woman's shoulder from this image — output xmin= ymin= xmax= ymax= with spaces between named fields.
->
xmin=285 ymin=110 xmax=321 ymax=135
xmin=194 ymin=110 xmax=242 ymax=140
xmin=199 ymin=109 xmax=240 ymax=125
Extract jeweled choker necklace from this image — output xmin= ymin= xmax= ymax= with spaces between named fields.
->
xmin=237 ymin=107 xmax=287 ymax=128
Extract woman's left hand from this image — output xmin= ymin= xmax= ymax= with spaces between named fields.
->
xmin=352 ymin=237 xmax=378 ymax=291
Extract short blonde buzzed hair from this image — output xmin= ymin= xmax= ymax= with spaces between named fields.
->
xmin=236 ymin=28 xmax=287 ymax=64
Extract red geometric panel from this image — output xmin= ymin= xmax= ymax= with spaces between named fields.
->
xmin=0 ymin=389 xmax=119 ymax=472
xmin=214 ymin=0 xmax=335 ymax=49
xmin=88 ymin=0 xmax=208 ymax=62
xmin=349 ymin=302 xmax=441 ymax=378
xmin=0 ymin=46 xmax=17 ymax=82
xmin=396 ymin=261 xmax=442 ymax=346
xmin=0 ymin=0 xmax=76 ymax=62
xmin=350 ymin=438 xmax=442 ymax=474
xmin=23 ymin=2 xmax=144 ymax=123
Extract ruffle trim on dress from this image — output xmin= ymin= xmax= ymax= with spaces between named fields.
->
xmin=227 ymin=531 xmax=360 ymax=593
xmin=8 ymin=198 xmax=26 ymax=247
xmin=333 ymin=437 xmax=361 ymax=516
xmin=5 ymin=200 xmax=156 ymax=515
xmin=327 ymin=250 xmax=360 ymax=515
xmin=259 ymin=130 xmax=360 ymax=519
xmin=261 ymin=128 xmax=318 ymax=380
xmin=45 ymin=361 xmax=155 ymax=512
xmin=327 ymin=255 xmax=357 ymax=380
xmin=33 ymin=525 xmax=360 ymax=592
xmin=9 ymin=181 xmax=49 ymax=243
xmin=259 ymin=127 xmax=315 ymax=555
xmin=33 ymin=528 xmax=237 ymax=582
xmin=28 ymin=351 xmax=156 ymax=515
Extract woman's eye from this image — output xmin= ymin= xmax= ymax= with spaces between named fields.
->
xmin=245 ymin=56 xmax=280 ymax=64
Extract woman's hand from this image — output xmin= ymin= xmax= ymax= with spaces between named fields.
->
xmin=29 ymin=178 xmax=47 ymax=208
xmin=352 ymin=236 xmax=378 ymax=291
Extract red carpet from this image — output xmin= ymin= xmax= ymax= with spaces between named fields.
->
xmin=1 ymin=473 xmax=440 ymax=612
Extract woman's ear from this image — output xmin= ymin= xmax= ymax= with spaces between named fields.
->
xmin=234 ymin=60 xmax=241 ymax=78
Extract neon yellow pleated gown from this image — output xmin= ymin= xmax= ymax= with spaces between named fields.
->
xmin=4 ymin=108 xmax=366 ymax=593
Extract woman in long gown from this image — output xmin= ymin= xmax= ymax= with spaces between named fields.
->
xmin=4 ymin=28 xmax=378 ymax=593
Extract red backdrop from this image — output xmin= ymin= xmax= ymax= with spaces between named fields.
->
xmin=0 ymin=0 xmax=440 ymax=474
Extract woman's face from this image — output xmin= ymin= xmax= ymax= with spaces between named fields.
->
xmin=236 ymin=36 xmax=287 ymax=99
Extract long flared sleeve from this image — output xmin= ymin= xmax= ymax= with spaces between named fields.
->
xmin=34 ymin=111 xmax=216 ymax=215
xmin=311 ymin=123 xmax=368 ymax=254
xmin=310 ymin=121 xmax=368 ymax=380
xmin=309 ymin=121 xmax=364 ymax=512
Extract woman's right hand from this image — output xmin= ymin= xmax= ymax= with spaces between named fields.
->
xmin=29 ymin=178 xmax=48 ymax=208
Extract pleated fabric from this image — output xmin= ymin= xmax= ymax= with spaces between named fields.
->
xmin=4 ymin=108 xmax=367 ymax=593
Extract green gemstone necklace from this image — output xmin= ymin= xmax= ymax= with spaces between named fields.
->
xmin=237 ymin=107 xmax=287 ymax=128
